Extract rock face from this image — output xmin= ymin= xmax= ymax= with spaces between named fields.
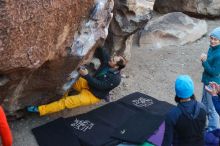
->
xmin=139 ymin=12 xmax=207 ymax=49
xmin=154 ymin=0 xmax=220 ymax=17
xmin=0 ymin=0 xmax=114 ymax=115
xmin=71 ymin=0 xmax=114 ymax=60
xmin=105 ymin=0 xmax=152 ymax=59
xmin=62 ymin=0 xmax=114 ymax=96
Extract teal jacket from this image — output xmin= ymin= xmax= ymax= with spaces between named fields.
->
xmin=202 ymin=45 xmax=220 ymax=85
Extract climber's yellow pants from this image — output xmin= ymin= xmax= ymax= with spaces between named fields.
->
xmin=38 ymin=77 xmax=100 ymax=116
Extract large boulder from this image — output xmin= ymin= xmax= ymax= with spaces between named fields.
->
xmin=154 ymin=0 xmax=220 ymax=17
xmin=139 ymin=12 xmax=207 ymax=49
xmin=0 ymin=0 xmax=113 ymax=115
xmin=105 ymin=0 xmax=152 ymax=59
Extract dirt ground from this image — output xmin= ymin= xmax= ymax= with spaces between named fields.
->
xmin=10 ymin=19 xmax=220 ymax=146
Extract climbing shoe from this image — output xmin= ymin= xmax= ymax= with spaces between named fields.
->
xmin=27 ymin=106 xmax=39 ymax=113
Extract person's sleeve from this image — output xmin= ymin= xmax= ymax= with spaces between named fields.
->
xmin=83 ymin=74 xmax=120 ymax=90
xmin=200 ymin=102 xmax=207 ymax=113
xmin=202 ymin=55 xmax=220 ymax=76
xmin=212 ymin=95 xmax=220 ymax=115
xmin=0 ymin=106 xmax=13 ymax=146
xmin=94 ymin=47 xmax=110 ymax=64
xmin=162 ymin=115 xmax=174 ymax=146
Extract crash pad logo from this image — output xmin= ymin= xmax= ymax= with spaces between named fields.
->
xmin=132 ymin=97 xmax=153 ymax=108
xmin=70 ymin=118 xmax=94 ymax=132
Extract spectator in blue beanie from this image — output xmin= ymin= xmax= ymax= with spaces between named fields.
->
xmin=162 ymin=75 xmax=207 ymax=146
xmin=200 ymin=27 xmax=220 ymax=131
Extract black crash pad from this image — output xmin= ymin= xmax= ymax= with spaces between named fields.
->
xmin=32 ymin=92 xmax=174 ymax=146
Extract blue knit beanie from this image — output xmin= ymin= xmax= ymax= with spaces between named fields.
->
xmin=210 ymin=27 xmax=220 ymax=40
xmin=175 ymin=75 xmax=194 ymax=99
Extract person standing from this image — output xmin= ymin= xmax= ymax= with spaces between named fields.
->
xmin=200 ymin=27 xmax=220 ymax=131
xmin=205 ymin=82 xmax=220 ymax=115
xmin=204 ymin=82 xmax=220 ymax=146
xmin=0 ymin=106 xmax=13 ymax=146
xmin=162 ymin=75 xmax=207 ymax=146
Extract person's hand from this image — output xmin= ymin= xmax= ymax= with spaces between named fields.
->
xmin=205 ymin=82 xmax=219 ymax=96
xmin=78 ymin=67 xmax=88 ymax=76
xmin=67 ymin=70 xmax=79 ymax=80
xmin=200 ymin=53 xmax=207 ymax=62
xmin=210 ymin=82 xmax=220 ymax=93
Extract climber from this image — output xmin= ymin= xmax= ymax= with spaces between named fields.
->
xmin=27 ymin=47 xmax=127 ymax=116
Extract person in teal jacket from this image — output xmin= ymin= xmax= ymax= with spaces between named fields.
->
xmin=200 ymin=27 xmax=220 ymax=131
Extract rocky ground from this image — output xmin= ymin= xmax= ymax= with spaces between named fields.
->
xmin=9 ymin=18 xmax=220 ymax=146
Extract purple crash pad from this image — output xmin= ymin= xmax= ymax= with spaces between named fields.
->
xmin=147 ymin=121 xmax=165 ymax=146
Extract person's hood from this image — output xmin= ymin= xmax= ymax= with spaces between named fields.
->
xmin=178 ymin=100 xmax=200 ymax=119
